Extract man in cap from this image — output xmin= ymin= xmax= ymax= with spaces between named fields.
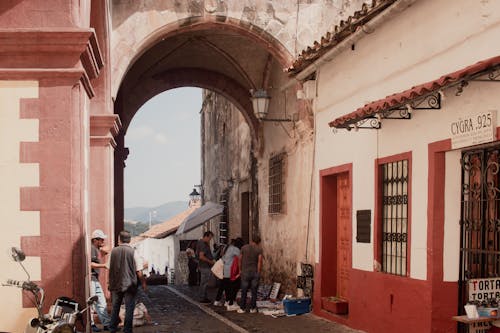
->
xmin=90 ymin=229 xmax=111 ymax=331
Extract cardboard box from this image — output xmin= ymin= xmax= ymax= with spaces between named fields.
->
xmin=283 ymin=297 xmax=311 ymax=315
xmin=477 ymin=307 xmax=499 ymax=318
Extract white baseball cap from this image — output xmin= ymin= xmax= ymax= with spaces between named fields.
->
xmin=91 ymin=229 xmax=107 ymax=239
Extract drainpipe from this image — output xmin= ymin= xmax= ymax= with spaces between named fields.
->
xmin=280 ymin=0 xmax=419 ymax=91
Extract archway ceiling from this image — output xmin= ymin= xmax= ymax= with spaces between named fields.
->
xmin=128 ymin=30 xmax=271 ymax=90
xmin=118 ymin=28 xmax=282 ymax=137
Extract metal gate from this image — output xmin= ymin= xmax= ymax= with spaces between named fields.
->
xmin=459 ymin=146 xmax=500 ymax=332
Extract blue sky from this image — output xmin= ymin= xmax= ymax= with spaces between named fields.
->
xmin=124 ymin=87 xmax=202 ymax=208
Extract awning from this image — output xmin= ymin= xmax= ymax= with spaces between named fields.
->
xmin=329 ymin=55 xmax=500 ymax=130
xmin=175 ymin=201 xmax=224 ymax=235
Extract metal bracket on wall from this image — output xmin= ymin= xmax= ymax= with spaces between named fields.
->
xmin=339 ymin=91 xmax=441 ymax=131
xmin=470 ymin=68 xmax=500 ymax=82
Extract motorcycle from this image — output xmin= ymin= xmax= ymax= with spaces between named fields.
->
xmin=3 ymin=247 xmax=97 ymax=333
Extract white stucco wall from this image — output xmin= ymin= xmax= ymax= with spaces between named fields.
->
xmin=0 ymin=81 xmax=40 ymax=331
xmin=135 ymin=236 xmax=179 ymax=276
xmin=313 ymin=0 xmax=500 ymax=281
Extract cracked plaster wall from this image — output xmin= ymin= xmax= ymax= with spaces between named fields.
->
xmin=110 ymin=0 xmax=369 ymax=96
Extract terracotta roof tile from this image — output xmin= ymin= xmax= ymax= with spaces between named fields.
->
xmin=287 ymin=0 xmax=396 ymax=75
xmin=130 ymin=202 xmax=201 ymax=244
xmin=329 ymin=55 xmax=500 ymax=128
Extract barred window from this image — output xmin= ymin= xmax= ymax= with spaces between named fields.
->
xmin=269 ymin=153 xmax=284 ymax=214
xmin=381 ymin=159 xmax=409 ymax=276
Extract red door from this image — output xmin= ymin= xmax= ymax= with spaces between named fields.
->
xmin=337 ymin=172 xmax=351 ymax=299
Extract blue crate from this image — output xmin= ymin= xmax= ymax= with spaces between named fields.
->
xmin=283 ymin=297 xmax=311 ymax=315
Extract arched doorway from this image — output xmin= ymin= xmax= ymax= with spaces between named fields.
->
xmin=113 ymin=20 xmax=293 ymax=239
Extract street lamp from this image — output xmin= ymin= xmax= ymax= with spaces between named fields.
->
xmin=251 ymin=88 xmax=271 ymax=120
xmin=149 ymin=210 xmax=157 ymax=230
xmin=250 ymin=88 xmax=293 ymax=122
xmin=189 ymin=188 xmax=200 ymax=201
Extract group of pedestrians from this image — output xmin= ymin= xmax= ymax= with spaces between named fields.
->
xmin=89 ymin=228 xmax=264 ymax=332
xmin=195 ymin=232 xmax=264 ymax=314
xmin=89 ymin=229 xmax=147 ymax=333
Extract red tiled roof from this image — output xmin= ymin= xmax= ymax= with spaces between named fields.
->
xmin=130 ymin=202 xmax=201 ymax=245
xmin=287 ymin=0 xmax=396 ymax=75
xmin=329 ymin=55 xmax=500 ymax=128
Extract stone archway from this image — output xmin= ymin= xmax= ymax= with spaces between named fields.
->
xmin=113 ymin=19 xmax=294 ymax=236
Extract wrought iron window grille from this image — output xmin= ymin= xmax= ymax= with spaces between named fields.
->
xmin=268 ymin=153 xmax=285 ymax=214
xmin=380 ymin=159 xmax=409 ymax=276
xmin=459 ymin=146 xmax=500 ymax=315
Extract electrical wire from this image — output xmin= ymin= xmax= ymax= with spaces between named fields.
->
xmin=305 ymin=98 xmax=315 ymax=261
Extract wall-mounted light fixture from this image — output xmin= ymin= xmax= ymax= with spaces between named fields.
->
xmin=251 ymin=89 xmax=293 ymax=122
xmin=189 ymin=188 xmax=201 ymax=201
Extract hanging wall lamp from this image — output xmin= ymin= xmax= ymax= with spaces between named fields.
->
xmin=251 ymin=89 xmax=293 ymax=122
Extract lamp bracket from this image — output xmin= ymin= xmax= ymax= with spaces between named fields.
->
xmin=260 ymin=118 xmax=294 ymax=122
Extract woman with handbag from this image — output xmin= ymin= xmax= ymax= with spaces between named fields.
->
xmin=213 ymin=238 xmax=244 ymax=309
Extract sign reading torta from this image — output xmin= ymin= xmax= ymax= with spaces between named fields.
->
xmin=469 ymin=278 xmax=500 ymax=301
xmin=450 ymin=110 xmax=497 ymax=149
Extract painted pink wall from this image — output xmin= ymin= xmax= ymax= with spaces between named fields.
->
xmin=0 ymin=0 xmax=85 ymax=28
xmin=0 ymin=3 xmax=114 ymax=311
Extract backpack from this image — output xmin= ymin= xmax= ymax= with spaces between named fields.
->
xmin=230 ymin=255 xmax=240 ymax=281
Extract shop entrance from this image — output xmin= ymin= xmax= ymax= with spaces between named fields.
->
xmin=320 ymin=165 xmax=352 ymax=312
xmin=459 ymin=146 xmax=500 ymax=314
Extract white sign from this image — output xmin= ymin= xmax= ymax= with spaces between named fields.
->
xmin=451 ymin=110 xmax=497 ymax=149
xmin=468 ymin=278 xmax=500 ymax=301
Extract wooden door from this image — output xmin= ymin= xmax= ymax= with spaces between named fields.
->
xmin=337 ymin=172 xmax=351 ymax=299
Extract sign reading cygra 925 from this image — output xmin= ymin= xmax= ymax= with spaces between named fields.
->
xmin=450 ymin=110 xmax=497 ymax=149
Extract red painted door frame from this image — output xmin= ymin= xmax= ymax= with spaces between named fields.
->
xmin=316 ymin=164 xmax=352 ymax=320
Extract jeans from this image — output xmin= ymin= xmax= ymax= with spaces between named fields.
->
xmin=109 ymin=288 xmax=137 ymax=333
xmin=215 ymin=278 xmax=240 ymax=305
xmin=90 ymin=280 xmax=111 ymax=326
xmin=188 ymin=258 xmax=199 ymax=286
xmin=228 ymin=278 xmax=240 ymax=305
xmin=215 ymin=278 xmax=230 ymax=302
xmin=198 ymin=267 xmax=211 ymax=300
xmin=240 ymin=271 xmax=259 ymax=310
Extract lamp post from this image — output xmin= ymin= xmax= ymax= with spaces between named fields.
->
xmin=149 ymin=210 xmax=157 ymax=230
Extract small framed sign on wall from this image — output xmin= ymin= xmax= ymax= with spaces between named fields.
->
xmin=356 ymin=210 xmax=371 ymax=243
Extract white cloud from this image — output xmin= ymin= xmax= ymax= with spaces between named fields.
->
xmin=155 ymin=133 xmax=168 ymax=145
xmin=126 ymin=126 xmax=168 ymax=145
xmin=126 ymin=125 xmax=154 ymax=141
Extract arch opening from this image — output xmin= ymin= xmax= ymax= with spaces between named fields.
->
xmin=114 ymin=21 xmax=293 ymax=234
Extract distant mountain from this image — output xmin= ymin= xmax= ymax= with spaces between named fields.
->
xmin=125 ymin=201 xmax=189 ymax=224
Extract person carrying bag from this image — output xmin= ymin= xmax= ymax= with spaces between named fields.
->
xmin=211 ymin=258 xmax=224 ymax=279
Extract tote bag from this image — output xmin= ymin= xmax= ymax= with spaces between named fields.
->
xmin=211 ymin=258 xmax=224 ymax=279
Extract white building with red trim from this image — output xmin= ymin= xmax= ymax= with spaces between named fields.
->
xmin=297 ymin=1 xmax=500 ymax=332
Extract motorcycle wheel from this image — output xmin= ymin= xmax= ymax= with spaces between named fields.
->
xmin=23 ymin=321 xmax=38 ymax=333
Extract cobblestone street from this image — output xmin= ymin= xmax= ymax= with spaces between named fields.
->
xmin=126 ymin=285 xmax=364 ymax=333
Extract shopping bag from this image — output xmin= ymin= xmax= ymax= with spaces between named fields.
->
xmin=211 ymin=258 xmax=224 ymax=279
xmin=230 ymin=255 xmax=240 ymax=281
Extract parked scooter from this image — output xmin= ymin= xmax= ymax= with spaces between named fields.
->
xmin=3 ymin=247 xmax=97 ymax=333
